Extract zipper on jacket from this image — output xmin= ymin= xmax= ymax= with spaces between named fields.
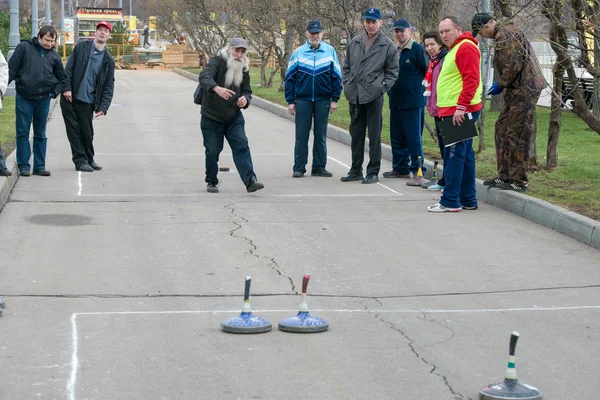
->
xmin=312 ymin=48 xmax=316 ymax=102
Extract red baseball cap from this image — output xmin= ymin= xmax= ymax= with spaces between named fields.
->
xmin=96 ymin=21 xmax=112 ymax=32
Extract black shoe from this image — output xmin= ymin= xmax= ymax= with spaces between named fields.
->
xmin=496 ymin=182 xmax=528 ymax=192
xmin=207 ymin=182 xmax=219 ymax=193
xmin=483 ymin=177 xmax=504 ymax=187
xmin=89 ymin=161 xmax=102 ymax=170
xmin=383 ymin=170 xmax=410 ymax=178
xmin=20 ymin=170 xmax=31 ymax=176
xmin=292 ymin=170 xmax=304 ymax=178
xmin=311 ymin=169 xmax=333 ymax=177
xmin=32 ymin=169 xmax=51 ymax=176
xmin=246 ymin=176 xmax=264 ymax=193
xmin=0 ymin=168 xmax=12 ymax=177
xmin=340 ymin=173 xmax=363 ymax=182
xmin=76 ymin=164 xmax=94 ymax=172
xmin=362 ymin=174 xmax=379 ymax=184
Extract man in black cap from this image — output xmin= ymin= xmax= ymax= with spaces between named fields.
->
xmin=472 ymin=13 xmax=545 ymax=192
xmin=341 ymin=7 xmax=399 ymax=184
xmin=199 ymin=38 xmax=264 ymax=193
xmin=285 ymin=19 xmax=342 ymax=178
xmin=385 ymin=18 xmax=428 ymax=185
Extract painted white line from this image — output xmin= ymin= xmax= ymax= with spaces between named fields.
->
xmin=79 ymin=193 xmax=217 ymax=197
xmin=67 ymin=314 xmax=79 ymax=400
xmin=79 ymin=193 xmax=400 ymax=198
xmin=72 ymin=305 xmax=600 ymax=316
xmin=77 ymin=172 xmax=82 ymax=196
xmin=327 ymin=156 xmax=403 ymax=195
xmin=264 ymin=194 xmax=401 ymax=197
xmin=94 ymin=153 xmax=293 ymax=156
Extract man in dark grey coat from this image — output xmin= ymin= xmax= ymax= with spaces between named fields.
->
xmin=341 ymin=7 xmax=399 ymax=184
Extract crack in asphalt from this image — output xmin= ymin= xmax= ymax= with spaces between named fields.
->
xmin=361 ymin=300 xmax=468 ymax=400
xmin=225 ymin=203 xmax=297 ymax=294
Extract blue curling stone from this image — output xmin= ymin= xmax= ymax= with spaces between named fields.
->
xmin=479 ymin=382 xmax=542 ymax=399
xmin=221 ymin=312 xmax=272 ymax=334
xmin=278 ymin=311 xmax=329 ymax=333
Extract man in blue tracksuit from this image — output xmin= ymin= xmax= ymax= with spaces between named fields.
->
xmin=385 ymin=19 xmax=427 ymax=180
xmin=284 ymin=20 xmax=342 ymax=178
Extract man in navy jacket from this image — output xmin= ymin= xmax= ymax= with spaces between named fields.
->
xmin=285 ymin=20 xmax=342 ymax=178
xmin=385 ymin=19 xmax=427 ymax=180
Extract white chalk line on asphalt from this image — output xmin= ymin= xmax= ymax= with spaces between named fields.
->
xmin=77 ymin=172 xmax=82 ymax=196
xmin=94 ymin=153 xmax=294 ymax=156
xmin=327 ymin=156 xmax=403 ymax=195
xmin=66 ymin=304 xmax=600 ymax=399
xmin=78 ymin=193 xmax=401 ymax=198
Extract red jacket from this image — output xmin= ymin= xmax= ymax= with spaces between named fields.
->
xmin=438 ymin=32 xmax=483 ymax=117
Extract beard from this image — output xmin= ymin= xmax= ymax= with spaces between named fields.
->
xmin=225 ymin=55 xmax=245 ymax=88
xmin=308 ymin=38 xmax=321 ymax=48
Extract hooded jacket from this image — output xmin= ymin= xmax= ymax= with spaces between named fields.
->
xmin=63 ymin=40 xmax=116 ymax=115
xmin=436 ymin=32 xmax=483 ymax=117
xmin=199 ymin=48 xmax=252 ymax=123
xmin=8 ymin=37 xmax=65 ymax=100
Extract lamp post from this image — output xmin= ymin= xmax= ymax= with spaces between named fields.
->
xmin=6 ymin=0 xmax=20 ymax=96
xmin=45 ymin=0 xmax=51 ymax=25
xmin=32 ymin=0 xmax=39 ymax=37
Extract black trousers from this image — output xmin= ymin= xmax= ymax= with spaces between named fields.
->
xmin=61 ymin=97 xmax=95 ymax=168
xmin=348 ymin=95 xmax=383 ymax=176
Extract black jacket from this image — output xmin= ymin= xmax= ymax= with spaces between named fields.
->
xmin=8 ymin=38 xmax=65 ymax=100
xmin=199 ymin=50 xmax=252 ymax=123
xmin=64 ymin=40 xmax=116 ymax=114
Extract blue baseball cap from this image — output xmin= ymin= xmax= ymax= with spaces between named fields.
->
xmin=393 ymin=19 xmax=411 ymax=30
xmin=363 ymin=8 xmax=382 ymax=20
xmin=307 ymin=20 xmax=322 ymax=33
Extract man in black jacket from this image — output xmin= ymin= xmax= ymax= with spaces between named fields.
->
xmin=61 ymin=21 xmax=115 ymax=172
xmin=199 ymin=38 xmax=263 ymax=193
xmin=8 ymin=25 xmax=65 ymax=176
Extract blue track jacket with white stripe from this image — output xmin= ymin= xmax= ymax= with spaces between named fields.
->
xmin=284 ymin=41 xmax=342 ymax=104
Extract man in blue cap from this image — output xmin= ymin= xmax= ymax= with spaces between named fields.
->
xmin=385 ymin=19 xmax=428 ymax=185
xmin=285 ymin=19 xmax=342 ymax=178
xmin=341 ymin=7 xmax=399 ymax=184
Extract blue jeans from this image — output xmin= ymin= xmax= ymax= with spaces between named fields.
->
xmin=201 ymin=113 xmax=256 ymax=185
xmin=439 ymin=111 xmax=481 ymax=209
xmin=15 ymin=93 xmax=51 ymax=172
xmin=0 ymin=143 xmax=7 ymax=170
xmin=294 ymin=99 xmax=330 ymax=173
xmin=389 ymin=107 xmax=426 ymax=175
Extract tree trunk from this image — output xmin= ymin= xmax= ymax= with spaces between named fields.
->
xmin=547 ymin=65 xmax=563 ymax=170
xmin=423 ymin=119 xmax=437 ymax=144
xmin=260 ymin=61 xmax=268 ymax=87
xmin=267 ymin=67 xmax=279 ymax=87
xmin=477 ymin=102 xmax=486 ymax=153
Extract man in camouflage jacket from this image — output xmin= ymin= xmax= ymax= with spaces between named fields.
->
xmin=472 ymin=13 xmax=546 ymax=192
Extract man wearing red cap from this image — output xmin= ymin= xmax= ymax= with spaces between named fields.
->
xmin=61 ymin=21 xmax=115 ymax=172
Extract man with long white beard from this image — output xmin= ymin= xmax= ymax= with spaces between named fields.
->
xmin=199 ymin=38 xmax=264 ymax=193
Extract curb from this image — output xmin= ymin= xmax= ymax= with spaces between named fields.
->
xmin=0 ymin=97 xmax=58 ymax=213
xmin=174 ymin=68 xmax=600 ymax=250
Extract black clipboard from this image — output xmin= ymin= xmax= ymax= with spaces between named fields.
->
xmin=436 ymin=113 xmax=478 ymax=147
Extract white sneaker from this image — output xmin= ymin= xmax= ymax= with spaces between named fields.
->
xmin=427 ymin=184 xmax=445 ymax=191
xmin=427 ymin=203 xmax=461 ymax=213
